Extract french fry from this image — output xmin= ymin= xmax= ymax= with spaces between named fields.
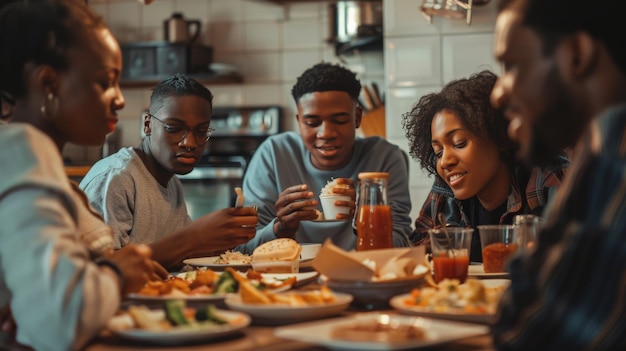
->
xmin=239 ymin=280 xmax=272 ymax=304
xmin=234 ymin=187 xmax=245 ymax=208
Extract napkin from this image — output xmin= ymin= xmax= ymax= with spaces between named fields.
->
xmin=312 ymin=239 xmax=426 ymax=282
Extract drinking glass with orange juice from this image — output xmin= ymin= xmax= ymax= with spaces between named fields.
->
xmin=355 ymin=172 xmax=393 ymax=251
xmin=428 ymin=227 xmax=473 ymax=283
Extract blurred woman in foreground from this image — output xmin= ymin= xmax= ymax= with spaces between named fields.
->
xmin=0 ymin=0 xmax=163 ymax=349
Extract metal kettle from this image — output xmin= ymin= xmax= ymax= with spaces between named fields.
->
xmin=163 ymin=12 xmax=201 ymax=44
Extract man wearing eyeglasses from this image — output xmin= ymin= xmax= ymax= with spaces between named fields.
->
xmin=80 ymin=74 xmax=257 ymax=269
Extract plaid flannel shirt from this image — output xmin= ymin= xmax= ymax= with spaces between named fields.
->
xmin=411 ymin=157 xmax=568 ymax=246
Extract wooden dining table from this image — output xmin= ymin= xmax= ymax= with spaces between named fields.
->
xmin=0 ymin=317 xmax=494 ymax=351
xmin=86 ymin=321 xmax=494 ymax=351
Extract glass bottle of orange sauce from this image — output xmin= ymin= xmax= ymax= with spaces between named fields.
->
xmin=355 ymin=172 xmax=393 ymax=251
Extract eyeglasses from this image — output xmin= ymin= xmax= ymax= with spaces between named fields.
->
xmin=148 ymin=114 xmax=215 ymax=146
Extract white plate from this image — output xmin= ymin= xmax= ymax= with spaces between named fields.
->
xmin=274 ymin=312 xmax=489 ymax=350
xmin=259 ymin=271 xmax=319 ymax=288
xmin=126 ymin=292 xmax=231 ymax=303
xmin=225 ymin=292 xmax=353 ymax=325
xmin=109 ymin=309 xmax=250 ymax=345
xmin=184 ymin=254 xmax=316 ymax=270
xmin=126 ymin=271 xmax=319 ymax=303
xmin=468 ymin=264 xmax=509 ymax=278
xmin=389 ymin=279 xmax=510 ymax=325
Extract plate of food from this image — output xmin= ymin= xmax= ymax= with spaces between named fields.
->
xmin=224 ymin=282 xmax=352 ymax=325
xmin=183 ymin=239 xmax=319 ymax=270
xmin=468 ymin=264 xmax=509 ymax=279
xmin=183 ymin=251 xmax=253 ymax=270
xmin=389 ymin=279 xmax=510 ymax=325
xmin=107 ymin=300 xmax=250 ymax=345
xmin=126 ymin=268 xmax=316 ymax=303
xmin=274 ymin=312 xmax=489 ymax=350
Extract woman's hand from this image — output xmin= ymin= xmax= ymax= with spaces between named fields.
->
xmin=106 ymin=244 xmax=157 ymax=295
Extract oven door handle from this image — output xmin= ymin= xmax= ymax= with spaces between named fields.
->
xmin=177 ymin=167 xmax=245 ymax=180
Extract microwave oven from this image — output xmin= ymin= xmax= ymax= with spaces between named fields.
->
xmin=120 ymin=41 xmax=213 ymax=81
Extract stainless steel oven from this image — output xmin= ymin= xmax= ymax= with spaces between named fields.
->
xmin=177 ymin=106 xmax=281 ymax=220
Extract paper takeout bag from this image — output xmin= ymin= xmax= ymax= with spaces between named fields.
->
xmin=312 ymin=239 xmax=425 ymax=282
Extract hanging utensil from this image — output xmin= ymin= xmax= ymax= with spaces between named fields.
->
xmin=358 ymin=97 xmax=369 ymax=111
xmin=362 ymin=85 xmax=377 ymax=110
xmin=371 ymin=82 xmax=383 ymax=107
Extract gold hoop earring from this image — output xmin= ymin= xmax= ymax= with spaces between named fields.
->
xmin=40 ymin=92 xmax=59 ymax=119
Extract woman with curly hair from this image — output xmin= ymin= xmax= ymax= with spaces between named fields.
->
xmin=402 ymin=70 xmax=568 ymax=261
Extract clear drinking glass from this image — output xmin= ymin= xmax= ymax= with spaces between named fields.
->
xmin=477 ymin=225 xmax=518 ymax=273
xmin=514 ymin=214 xmax=540 ymax=251
xmin=428 ymin=227 xmax=473 ymax=283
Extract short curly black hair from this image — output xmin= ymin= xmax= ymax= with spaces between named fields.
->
xmin=401 ymin=70 xmax=516 ymax=176
xmin=149 ymin=73 xmax=213 ymax=115
xmin=291 ymin=62 xmax=361 ymax=104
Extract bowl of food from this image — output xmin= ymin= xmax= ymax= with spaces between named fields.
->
xmin=325 ymin=274 xmax=427 ymax=310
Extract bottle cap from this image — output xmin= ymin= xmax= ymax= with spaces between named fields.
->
xmin=357 ymin=172 xmax=389 ymax=180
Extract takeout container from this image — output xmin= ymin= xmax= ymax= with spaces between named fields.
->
xmin=319 ymin=194 xmax=351 ymax=220
xmin=312 ymin=239 xmax=427 ymax=309
xmin=300 ymin=243 xmax=321 ymax=260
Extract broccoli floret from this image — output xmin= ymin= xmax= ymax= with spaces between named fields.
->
xmin=213 ymin=270 xmax=239 ymax=294
xmin=195 ymin=304 xmax=227 ymax=325
xmin=165 ymin=300 xmax=189 ymax=326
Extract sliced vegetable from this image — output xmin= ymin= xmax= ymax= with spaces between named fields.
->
xmin=165 ymin=300 xmax=189 ymax=326
xmin=195 ymin=304 xmax=228 ymax=325
xmin=213 ymin=270 xmax=239 ymax=294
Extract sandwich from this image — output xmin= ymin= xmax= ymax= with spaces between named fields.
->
xmin=251 ymin=238 xmax=302 ymax=273
xmin=252 ymin=238 xmax=302 ymax=262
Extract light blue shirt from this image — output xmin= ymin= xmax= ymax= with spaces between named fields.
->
xmin=236 ymin=132 xmax=412 ymax=253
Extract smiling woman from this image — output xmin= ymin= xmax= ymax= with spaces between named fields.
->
xmin=403 ymin=70 xmax=568 ymax=262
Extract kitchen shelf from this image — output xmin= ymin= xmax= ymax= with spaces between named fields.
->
xmin=120 ymin=73 xmax=243 ymax=88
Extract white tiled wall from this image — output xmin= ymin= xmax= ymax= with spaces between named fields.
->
xmin=384 ymin=0 xmax=501 ymax=226
xmin=88 ymin=0 xmax=384 ymax=147
xmin=83 ymin=0 xmax=500 ymax=229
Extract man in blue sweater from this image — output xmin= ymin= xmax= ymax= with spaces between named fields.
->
xmin=237 ymin=62 xmax=412 ymax=253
